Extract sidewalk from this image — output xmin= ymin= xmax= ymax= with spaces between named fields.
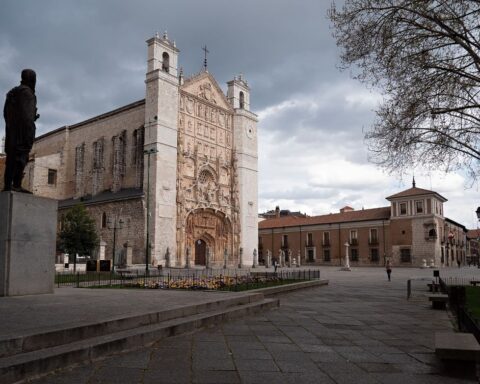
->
xmin=26 ymin=266 xmax=476 ymax=383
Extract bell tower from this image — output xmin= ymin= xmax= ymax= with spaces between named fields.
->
xmin=228 ymin=75 xmax=258 ymax=267
xmin=144 ymin=32 xmax=179 ymax=266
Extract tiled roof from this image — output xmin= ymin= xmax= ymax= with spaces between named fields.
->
xmin=58 ymin=188 xmax=144 ymax=209
xmin=259 ymin=207 xmax=391 ymax=230
xmin=467 ymin=229 xmax=480 ymax=239
xmin=386 ymin=187 xmax=447 ymax=202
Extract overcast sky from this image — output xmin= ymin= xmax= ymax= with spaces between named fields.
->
xmin=1 ymin=0 xmax=478 ymax=228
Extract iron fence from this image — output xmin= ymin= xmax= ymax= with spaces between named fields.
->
xmin=55 ymin=269 xmax=321 ymax=291
xmin=439 ymin=277 xmax=480 ymax=343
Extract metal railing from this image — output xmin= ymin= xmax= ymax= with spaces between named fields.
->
xmin=55 ymin=269 xmax=321 ymax=291
xmin=439 ymin=277 xmax=480 ymax=343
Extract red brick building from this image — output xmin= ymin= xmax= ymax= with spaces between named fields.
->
xmin=259 ymin=183 xmax=467 ymax=268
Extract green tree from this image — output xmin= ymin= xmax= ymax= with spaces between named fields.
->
xmin=329 ymin=1 xmax=480 ymax=179
xmin=58 ymin=205 xmax=99 ymax=271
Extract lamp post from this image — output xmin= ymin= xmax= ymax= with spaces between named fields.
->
xmin=107 ymin=215 xmax=124 ymax=273
xmin=476 ymin=207 xmax=480 ymax=267
xmin=144 ymin=148 xmax=158 ymax=275
xmin=342 ymin=241 xmax=351 ymax=271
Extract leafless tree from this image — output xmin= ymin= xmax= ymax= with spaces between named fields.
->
xmin=329 ymin=1 xmax=480 ymax=180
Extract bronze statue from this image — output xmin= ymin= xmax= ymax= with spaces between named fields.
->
xmin=3 ymin=69 xmax=39 ymax=193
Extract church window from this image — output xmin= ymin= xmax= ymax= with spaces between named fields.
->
xmin=162 ymin=52 xmax=170 ymax=73
xmin=92 ymin=138 xmax=105 ymax=195
xmin=74 ymin=143 xmax=85 ymax=197
xmin=239 ymin=91 xmax=245 ymax=109
xmin=48 ymin=169 xmax=57 ymax=185
xmin=132 ymin=128 xmax=144 ymax=189
xmin=101 ymin=212 xmax=107 ymax=228
xmin=428 ymin=228 xmax=437 ymax=238
xmin=400 ymin=202 xmax=407 ymax=215
xmin=112 ymin=131 xmax=126 ymax=193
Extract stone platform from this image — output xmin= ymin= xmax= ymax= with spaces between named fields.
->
xmin=0 ymin=191 xmax=57 ymax=296
xmin=0 ymin=280 xmax=328 ymax=383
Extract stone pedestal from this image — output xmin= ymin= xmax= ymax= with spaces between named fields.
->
xmin=0 ymin=191 xmax=57 ymax=296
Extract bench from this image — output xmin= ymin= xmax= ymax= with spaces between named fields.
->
xmin=428 ymin=294 xmax=448 ymax=309
xmin=435 ymin=332 xmax=480 ymax=361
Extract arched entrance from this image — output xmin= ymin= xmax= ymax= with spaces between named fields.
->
xmin=195 ymin=239 xmax=206 ymax=265
xmin=184 ymin=208 xmax=235 ymax=267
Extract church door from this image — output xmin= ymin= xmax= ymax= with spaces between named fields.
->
xmin=195 ymin=239 xmax=206 ymax=266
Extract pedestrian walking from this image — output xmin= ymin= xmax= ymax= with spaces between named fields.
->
xmin=386 ymin=260 xmax=392 ymax=281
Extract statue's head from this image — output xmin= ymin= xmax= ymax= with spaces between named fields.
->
xmin=21 ymin=69 xmax=36 ymax=91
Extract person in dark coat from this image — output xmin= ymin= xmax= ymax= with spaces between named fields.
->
xmin=3 ymin=69 xmax=39 ymax=192
xmin=386 ymin=259 xmax=392 ymax=281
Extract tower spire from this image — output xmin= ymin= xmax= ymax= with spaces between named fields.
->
xmin=412 ymin=175 xmax=416 ymax=188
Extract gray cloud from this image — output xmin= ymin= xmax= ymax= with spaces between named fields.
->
xmin=0 ymin=0 xmax=476 ymax=226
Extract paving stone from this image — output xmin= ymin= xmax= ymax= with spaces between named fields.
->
xmin=238 ymin=371 xmax=287 ymax=384
xmin=234 ymin=358 xmax=279 ymax=372
xmin=316 ymin=361 xmax=365 ymax=375
xmin=192 ymin=370 xmax=240 ymax=384
xmin=26 ymin=365 xmax=93 ymax=384
xmin=143 ymin=368 xmax=191 ymax=384
xmin=297 ymin=343 xmax=335 ymax=353
xmin=102 ymin=349 xmax=151 ymax=369
xmin=283 ymin=372 xmax=336 ymax=384
xmin=263 ymin=342 xmax=301 ymax=352
xmin=257 ymin=335 xmax=292 ymax=343
xmin=276 ymin=359 xmax=320 ymax=373
xmin=309 ymin=352 xmax=348 ymax=363
xmin=356 ymin=362 xmax=402 ymax=373
xmin=192 ymin=357 xmax=235 ymax=371
xmin=229 ymin=348 xmax=272 ymax=360
xmin=327 ymin=372 xmax=382 ymax=384
xmin=88 ymin=366 xmax=144 ymax=384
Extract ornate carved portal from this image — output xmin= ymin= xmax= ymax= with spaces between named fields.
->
xmin=185 ymin=209 xmax=233 ymax=267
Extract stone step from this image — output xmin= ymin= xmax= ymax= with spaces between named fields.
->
xmin=0 ymin=297 xmax=279 ymax=384
xmin=0 ymin=292 xmax=264 ymax=359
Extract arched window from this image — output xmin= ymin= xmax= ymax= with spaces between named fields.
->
xmin=428 ymin=228 xmax=437 ymax=238
xmin=101 ymin=212 xmax=107 ymax=228
xmin=239 ymin=91 xmax=245 ymax=109
xmin=162 ymin=52 xmax=170 ymax=73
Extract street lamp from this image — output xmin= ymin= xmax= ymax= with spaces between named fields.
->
xmin=144 ymin=147 xmax=158 ymax=275
xmin=342 ymin=241 xmax=351 ymax=271
xmin=107 ymin=215 xmax=124 ymax=273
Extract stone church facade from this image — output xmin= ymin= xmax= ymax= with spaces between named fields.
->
xmin=23 ymin=33 xmax=259 ymax=268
